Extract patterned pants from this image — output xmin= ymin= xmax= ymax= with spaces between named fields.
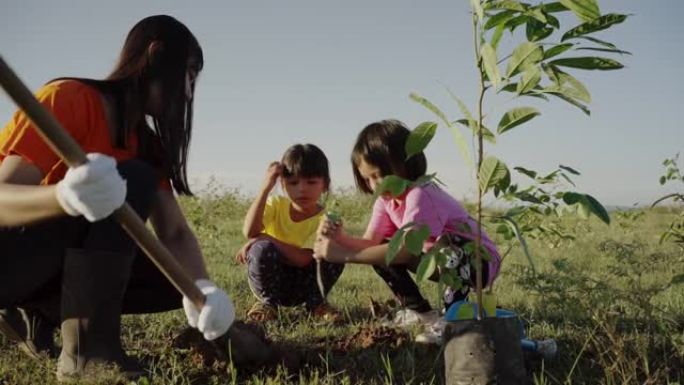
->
xmin=246 ymin=239 xmax=345 ymax=309
xmin=374 ymin=233 xmax=490 ymax=312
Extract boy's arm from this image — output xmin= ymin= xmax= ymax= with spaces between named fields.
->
xmin=242 ymin=162 xmax=281 ymax=238
xmin=242 ymin=186 xmax=270 ymax=238
xmin=259 ymin=234 xmax=313 ymax=268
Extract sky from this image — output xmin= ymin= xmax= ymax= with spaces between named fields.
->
xmin=1 ymin=0 xmax=682 ymax=206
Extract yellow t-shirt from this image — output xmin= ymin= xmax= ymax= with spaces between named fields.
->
xmin=262 ymin=196 xmax=324 ymax=249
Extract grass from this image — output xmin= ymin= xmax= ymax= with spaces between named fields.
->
xmin=1 ymin=187 xmax=682 ymax=384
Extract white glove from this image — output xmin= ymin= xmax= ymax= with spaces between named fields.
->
xmin=55 ymin=153 xmax=126 ymax=222
xmin=182 ymin=279 xmax=235 ymax=341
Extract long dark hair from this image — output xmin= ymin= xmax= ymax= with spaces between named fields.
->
xmin=351 ymin=119 xmax=427 ymax=194
xmin=58 ymin=15 xmax=202 ymax=195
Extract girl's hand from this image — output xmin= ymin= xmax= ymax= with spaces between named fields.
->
xmin=317 ymin=215 xmax=343 ymax=241
xmin=261 ymin=161 xmax=282 ymax=192
xmin=314 ymin=236 xmax=351 ymax=264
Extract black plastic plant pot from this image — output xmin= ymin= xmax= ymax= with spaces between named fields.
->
xmin=443 ymin=317 xmax=526 ymax=385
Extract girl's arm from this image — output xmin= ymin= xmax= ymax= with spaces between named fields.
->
xmin=315 ymin=217 xmax=414 ymax=266
xmin=315 ymin=236 xmax=413 ymax=266
xmin=242 ymin=162 xmax=281 ymax=238
xmin=150 ymin=189 xmax=209 ymax=280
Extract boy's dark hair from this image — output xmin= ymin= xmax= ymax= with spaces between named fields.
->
xmin=281 ymin=144 xmax=331 ymax=190
xmin=351 ymin=119 xmax=427 ymax=194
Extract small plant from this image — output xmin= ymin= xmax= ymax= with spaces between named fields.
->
xmin=377 ymin=0 xmax=627 ymax=316
xmin=653 ymin=153 xmax=684 ymax=247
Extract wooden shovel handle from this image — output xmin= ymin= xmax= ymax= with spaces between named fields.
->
xmin=0 ymin=55 xmax=206 ymax=310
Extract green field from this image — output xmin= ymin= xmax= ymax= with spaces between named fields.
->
xmin=1 ymin=189 xmax=682 ymax=384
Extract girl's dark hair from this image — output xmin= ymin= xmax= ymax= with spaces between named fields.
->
xmin=281 ymin=144 xmax=330 ymax=190
xmin=56 ymin=15 xmax=202 ymax=195
xmin=351 ymin=119 xmax=427 ymax=194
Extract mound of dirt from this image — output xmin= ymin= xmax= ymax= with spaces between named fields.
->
xmin=320 ymin=325 xmax=410 ymax=352
xmin=172 ymin=320 xmax=301 ymax=373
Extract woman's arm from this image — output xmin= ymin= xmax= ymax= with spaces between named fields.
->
xmin=242 ymin=162 xmax=281 ymax=238
xmin=0 ymin=155 xmax=65 ymax=226
xmin=150 ymin=189 xmax=209 ymax=280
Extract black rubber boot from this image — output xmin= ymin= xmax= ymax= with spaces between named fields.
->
xmin=56 ymin=248 xmax=144 ymax=382
xmin=0 ymin=307 xmax=58 ymax=359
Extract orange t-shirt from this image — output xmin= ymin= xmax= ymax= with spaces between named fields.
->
xmin=0 ymin=80 xmax=170 ymax=189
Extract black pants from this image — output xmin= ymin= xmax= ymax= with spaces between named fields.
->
xmin=373 ymin=234 xmax=490 ymax=313
xmin=0 ymin=160 xmax=180 ymax=320
xmin=247 ymin=239 xmax=344 ymax=309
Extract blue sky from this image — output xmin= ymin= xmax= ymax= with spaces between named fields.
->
xmin=1 ymin=0 xmax=682 ymax=206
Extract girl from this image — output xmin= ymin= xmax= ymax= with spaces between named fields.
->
xmin=0 ymin=15 xmax=233 ymax=381
xmin=314 ymin=120 xmax=501 ymax=325
xmin=235 ymin=144 xmax=344 ymax=322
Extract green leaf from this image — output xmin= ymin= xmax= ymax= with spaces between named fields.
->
xmin=543 ymin=43 xmax=574 ymax=60
xmin=405 ymin=121 xmax=437 ymax=160
xmin=485 ymin=0 xmax=528 ymax=12
xmin=457 ymin=119 xmax=497 ymax=144
xmin=562 ymin=192 xmax=610 ymax=224
xmin=405 ymin=224 xmax=431 ymax=256
xmin=545 ymin=90 xmax=591 ymax=115
xmin=559 ymin=0 xmax=600 ymax=22
xmin=575 ymin=47 xmax=632 ymax=55
xmin=445 ymin=88 xmax=475 ymax=121
xmin=481 ymin=43 xmax=501 ymax=89
xmin=484 ymin=10 xmax=516 ymax=30
xmin=545 ymin=13 xmax=561 ymax=28
xmin=409 ymin=93 xmax=450 ymax=127
xmin=526 ymin=7 xmax=548 ymax=23
xmin=410 ymin=93 xmax=473 ymax=169
xmin=506 ymin=42 xmax=543 ymax=77
xmin=517 ymin=66 xmax=541 ymax=94
xmin=542 ymin=2 xmax=569 ymax=13
xmin=501 ymin=216 xmax=536 ymax=273
xmin=505 ymin=15 xmax=532 ymax=32
xmin=375 ymin=175 xmax=411 ymax=198
xmin=415 ymin=252 xmax=437 ymax=282
xmin=385 ymin=226 xmax=407 ymax=265
xmin=671 ymin=274 xmax=684 ymax=285
xmin=557 ymin=71 xmax=591 ymax=103
xmin=491 ymin=23 xmax=506 ymax=49
xmin=497 ymin=107 xmax=541 ymax=134
xmin=559 ymin=164 xmax=580 ymax=175
xmin=514 ymin=166 xmax=537 ymax=179
xmin=562 ymin=14 xmax=628 ymax=41
xmin=479 ymin=156 xmax=510 ymax=193
xmin=543 ymin=65 xmax=591 ymax=103
xmin=584 ymin=193 xmax=611 ymax=224
xmin=576 ymin=35 xmax=618 ymax=49
xmin=471 ymin=0 xmax=485 ymax=21
xmin=526 ymin=19 xmax=554 ymax=42
xmin=550 ymin=57 xmax=623 ymax=70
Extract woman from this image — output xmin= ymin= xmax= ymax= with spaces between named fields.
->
xmin=0 ymin=15 xmax=233 ymax=381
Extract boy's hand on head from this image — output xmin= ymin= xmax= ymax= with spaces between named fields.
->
xmin=262 ymin=161 xmax=282 ymax=191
